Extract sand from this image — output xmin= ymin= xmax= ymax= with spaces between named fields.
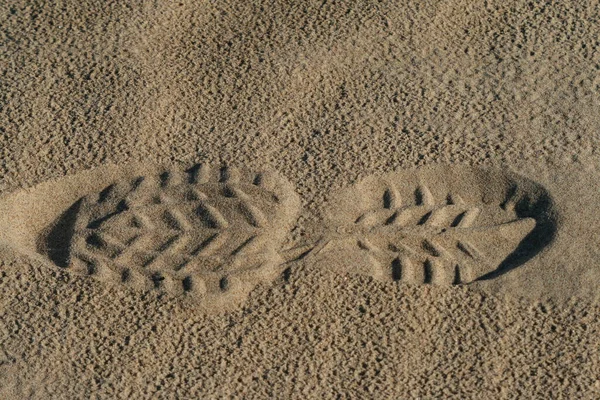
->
xmin=1 ymin=0 xmax=599 ymax=398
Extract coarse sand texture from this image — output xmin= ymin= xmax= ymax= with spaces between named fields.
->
xmin=1 ymin=0 xmax=600 ymax=398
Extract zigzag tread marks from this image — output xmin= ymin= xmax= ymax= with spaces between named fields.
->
xmin=219 ymin=166 xmax=241 ymax=183
xmin=192 ymin=231 xmax=230 ymax=257
xmin=163 ymin=208 xmax=194 ymax=231
xmin=187 ymin=164 xmax=211 ymax=184
xmin=415 ymin=184 xmax=434 ymax=206
xmin=237 ymin=195 xmax=268 ymax=228
xmin=452 ymin=208 xmax=480 ymax=228
xmin=383 ymin=183 xmax=401 ymax=209
xmin=46 ymin=164 xmax=299 ymax=307
xmin=323 ymin=168 xmax=555 ymax=286
xmin=196 ymin=203 xmax=229 ymax=229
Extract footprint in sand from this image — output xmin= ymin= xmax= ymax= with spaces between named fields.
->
xmin=0 ymin=164 xmax=557 ymax=310
xmin=315 ymin=165 xmax=557 ymax=285
xmin=0 ymin=164 xmax=300 ymax=309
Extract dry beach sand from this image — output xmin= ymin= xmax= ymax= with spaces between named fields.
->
xmin=1 ymin=0 xmax=600 ymax=398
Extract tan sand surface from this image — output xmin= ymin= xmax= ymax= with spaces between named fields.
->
xmin=0 ymin=0 xmax=599 ymax=398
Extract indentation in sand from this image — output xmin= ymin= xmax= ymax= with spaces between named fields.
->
xmin=0 ymin=163 xmax=300 ymax=310
xmin=316 ymin=165 xmax=557 ymax=284
xmin=0 ymin=163 xmax=559 ymax=310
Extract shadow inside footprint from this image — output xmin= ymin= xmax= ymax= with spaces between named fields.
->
xmin=37 ymin=199 xmax=83 ymax=268
xmin=479 ymin=191 xmax=557 ymax=281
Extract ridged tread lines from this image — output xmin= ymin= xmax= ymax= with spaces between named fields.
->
xmin=319 ymin=181 xmax=537 ymax=285
xmin=67 ymin=166 xmax=299 ymax=300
